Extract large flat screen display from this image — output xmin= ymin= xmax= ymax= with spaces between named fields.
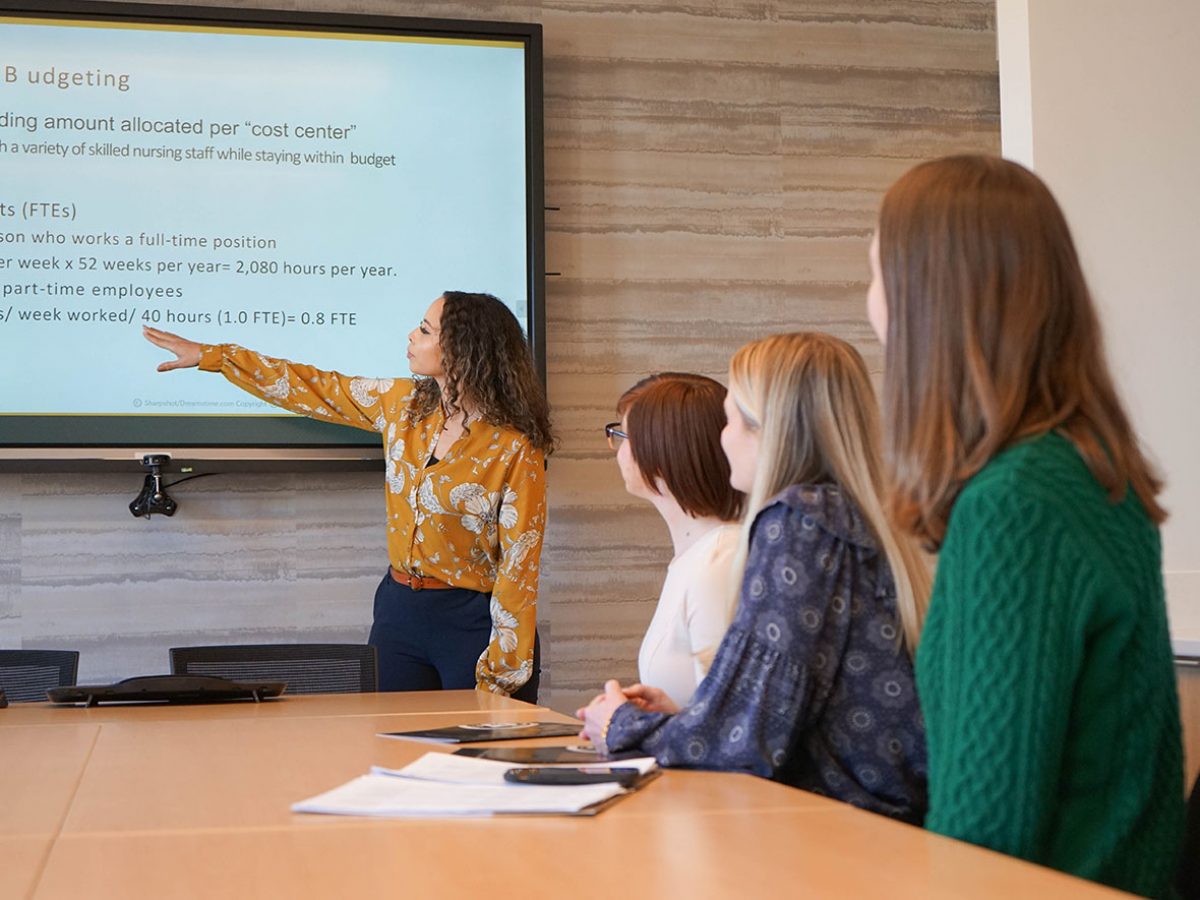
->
xmin=0 ymin=1 xmax=544 ymax=469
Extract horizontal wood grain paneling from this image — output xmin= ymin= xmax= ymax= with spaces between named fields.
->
xmin=0 ymin=0 xmax=999 ymax=712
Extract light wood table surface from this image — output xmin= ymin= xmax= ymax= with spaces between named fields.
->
xmin=0 ymin=837 xmax=55 ymax=900
xmin=0 ymin=725 xmax=99 ymax=836
xmin=0 ymin=687 xmax=532 ymax=727
xmin=61 ymin=714 xmax=832 ymax=833
xmin=0 ymin=690 xmax=1131 ymax=899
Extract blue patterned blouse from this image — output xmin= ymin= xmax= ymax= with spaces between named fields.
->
xmin=605 ymin=483 xmax=928 ymax=823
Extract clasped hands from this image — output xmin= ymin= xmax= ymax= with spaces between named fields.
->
xmin=575 ymin=679 xmax=680 ymax=751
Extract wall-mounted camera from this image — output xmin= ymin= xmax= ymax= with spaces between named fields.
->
xmin=129 ymin=453 xmax=178 ymax=518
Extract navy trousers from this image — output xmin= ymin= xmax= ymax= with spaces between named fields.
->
xmin=368 ymin=569 xmax=540 ymax=703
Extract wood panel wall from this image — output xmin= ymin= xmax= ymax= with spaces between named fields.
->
xmin=0 ymin=0 xmax=999 ymax=713
xmin=1179 ymin=664 xmax=1200 ymax=791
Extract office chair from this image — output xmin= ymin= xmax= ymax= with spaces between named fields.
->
xmin=0 ymin=649 xmax=80 ymax=702
xmin=169 ymin=643 xmax=378 ymax=694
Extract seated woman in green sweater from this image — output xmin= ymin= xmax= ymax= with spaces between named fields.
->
xmin=867 ymin=154 xmax=1184 ymax=897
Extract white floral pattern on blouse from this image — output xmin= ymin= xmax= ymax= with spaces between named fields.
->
xmin=198 ymin=343 xmax=547 ymax=696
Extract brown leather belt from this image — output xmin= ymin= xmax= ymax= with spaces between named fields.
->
xmin=389 ymin=565 xmax=454 ymax=591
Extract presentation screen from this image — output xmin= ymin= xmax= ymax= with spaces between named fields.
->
xmin=0 ymin=1 xmax=544 ymax=470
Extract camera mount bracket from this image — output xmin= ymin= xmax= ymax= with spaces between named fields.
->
xmin=129 ymin=453 xmax=178 ymax=518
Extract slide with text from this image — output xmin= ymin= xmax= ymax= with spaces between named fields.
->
xmin=0 ymin=17 xmax=529 ymax=416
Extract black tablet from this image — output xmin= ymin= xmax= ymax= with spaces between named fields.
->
xmin=454 ymin=745 xmax=643 ymax=764
xmin=378 ymin=721 xmax=582 ymax=743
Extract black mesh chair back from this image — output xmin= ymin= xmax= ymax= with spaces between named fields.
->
xmin=0 ymin=649 xmax=80 ymax=702
xmin=169 ymin=644 xmax=378 ymax=695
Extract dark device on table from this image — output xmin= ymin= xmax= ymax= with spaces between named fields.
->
xmin=455 ymin=745 xmax=641 ymax=764
xmin=47 ymin=674 xmax=286 ymax=707
xmin=502 ymin=767 xmax=642 ymax=788
xmin=379 ymin=721 xmax=582 ymax=743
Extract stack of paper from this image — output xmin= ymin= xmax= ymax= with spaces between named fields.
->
xmin=292 ymin=752 xmax=659 ymax=818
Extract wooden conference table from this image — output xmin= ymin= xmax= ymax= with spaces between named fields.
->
xmin=0 ymin=691 xmax=1129 ymax=899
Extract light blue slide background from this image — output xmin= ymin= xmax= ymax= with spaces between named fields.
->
xmin=0 ymin=18 xmax=529 ymax=415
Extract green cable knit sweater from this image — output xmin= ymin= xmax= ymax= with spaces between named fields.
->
xmin=917 ymin=432 xmax=1184 ymax=897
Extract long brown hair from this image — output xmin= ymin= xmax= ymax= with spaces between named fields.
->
xmin=617 ymin=373 xmax=743 ymax=522
xmin=728 ymin=332 xmax=931 ymax=656
xmin=409 ymin=292 xmax=555 ymax=455
xmin=877 ymin=154 xmax=1164 ymax=548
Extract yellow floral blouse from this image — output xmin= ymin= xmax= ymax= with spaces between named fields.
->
xmin=198 ymin=344 xmax=546 ymax=695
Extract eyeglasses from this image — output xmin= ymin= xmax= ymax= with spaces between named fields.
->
xmin=604 ymin=422 xmax=629 ymax=451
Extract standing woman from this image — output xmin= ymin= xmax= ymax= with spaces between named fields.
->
xmin=579 ymin=333 xmax=932 ymax=823
xmin=608 ymin=373 xmax=743 ymax=707
xmin=869 ymin=155 xmax=1183 ymax=895
xmin=144 ymin=291 xmax=553 ymax=701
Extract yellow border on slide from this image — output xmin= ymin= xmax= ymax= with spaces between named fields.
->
xmin=1 ymin=16 xmax=524 ymax=49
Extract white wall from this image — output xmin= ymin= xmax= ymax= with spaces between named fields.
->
xmin=997 ymin=0 xmax=1200 ymax=648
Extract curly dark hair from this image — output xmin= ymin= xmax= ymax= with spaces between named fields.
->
xmin=409 ymin=292 xmax=555 ymax=455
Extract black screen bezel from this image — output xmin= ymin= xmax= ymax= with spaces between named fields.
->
xmin=0 ymin=0 xmax=545 ymax=472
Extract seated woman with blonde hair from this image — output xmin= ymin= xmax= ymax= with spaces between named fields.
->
xmin=579 ymin=332 xmax=932 ymax=823
xmin=606 ymin=373 xmax=743 ymax=707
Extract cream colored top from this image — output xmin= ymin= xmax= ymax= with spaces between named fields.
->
xmin=638 ymin=524 xmax=740 ymax=707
